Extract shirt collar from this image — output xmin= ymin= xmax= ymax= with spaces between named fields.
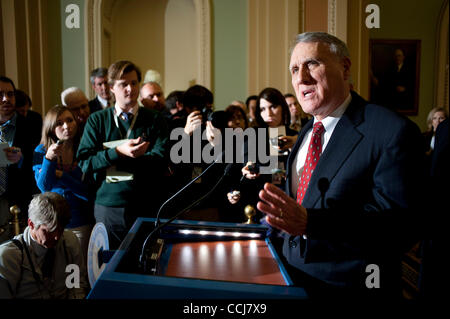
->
xmin=114 ymin=103 xmax=138 ymax=117
xmin=97 ymin=95 xmax=109 ymax=107
xmin=0 ymin=112 xmax=17 ymax=128
xmin=313 ymin=93 xmax=351 ymax=131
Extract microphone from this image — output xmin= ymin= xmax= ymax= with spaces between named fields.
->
xmin=56 ymin=139 xmax=64 ymax=145
xmin=139 ymin=162 xmax=233 ymax=273
xmin=318 ymin=177 xmax=329 ymax=209
xmin=153 ymin=151 xmax=226 ymax=228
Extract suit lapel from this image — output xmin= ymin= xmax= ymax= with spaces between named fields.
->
xmin=301 ymin=92 xmax=366 ymax=208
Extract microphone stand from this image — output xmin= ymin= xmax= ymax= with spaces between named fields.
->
xmin=139 ymin=163 xmax=232 ymax=273
xmin=153 ymin=151 xmax=225 ymax=228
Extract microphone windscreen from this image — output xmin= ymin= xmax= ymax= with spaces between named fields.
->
xmin=318 ymin=177 xmax=330 ymax=193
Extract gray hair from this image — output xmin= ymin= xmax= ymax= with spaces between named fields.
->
xmin=28 ymin=192 xmax=71 ymax=232
xmin=61 ymin=87 xmax=87 ymax=106
xmin=90 ymin=67 xmax=108 ymax=84
xmin=290 ymin=32 xmax=350 ymax=60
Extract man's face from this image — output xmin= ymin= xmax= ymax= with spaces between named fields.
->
xmin=248 ymin=99 xmax=257 ymax=119
xmin=140 ymin=83 xmax=165 ymax=112
xmin=92 ymin=76 xmax=111 ymax=100
xmin=16 ymin=102 xmax=30 ymax=117
xmin=0 ymin=81 xmax=16 ymax=118
xmin=28 ymin=219 xmax=63 ymax=249
xmin=394 ymin=49 xmax=405 ymax=66
xmin=111 ymin=70 xmax=140 ymax=110
xmin=289 ymin=42 xmax=350 ymax=120
xmin=286 ymin=96 xmax=301 ymax=117
xmin=66 ymin=95 xmax=90 ymax=124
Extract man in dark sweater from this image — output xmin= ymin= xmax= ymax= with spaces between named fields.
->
xmin=77 ymin=61 xmax=169 ymax=248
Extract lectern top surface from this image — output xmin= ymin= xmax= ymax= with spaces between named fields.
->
xmin=165 ymin=240 xmax=286 ymax=286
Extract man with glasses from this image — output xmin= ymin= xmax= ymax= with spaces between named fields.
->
xmin=0 ymin=76 xmax=36 ymax=243
xmin=61 ymin=87 xmax=91 ymax=132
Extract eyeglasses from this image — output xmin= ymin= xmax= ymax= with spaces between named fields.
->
xmin=0 ymin=91 xmax=15 ymax=98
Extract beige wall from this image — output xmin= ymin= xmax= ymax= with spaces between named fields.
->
xmin=304 ymin=0 xmax=328 ymax=32
xmin=247 ymin=0 xmax=300 ymax=96
xmin=165 ymin=0 xmax=197 ymax=94
xmin=110 ymin=0 xmax=168 ymax=88
xmin=98 ymin=0 xmax=208 ymax=96
xmin=1 ymin=0 xmax=62 ymax=115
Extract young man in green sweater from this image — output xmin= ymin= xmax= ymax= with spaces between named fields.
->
xmin=77 ymin=61 xmax=169 ymax=248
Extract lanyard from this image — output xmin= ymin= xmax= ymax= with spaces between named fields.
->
xmin=113 ymin=107 xmax=139 ymax=139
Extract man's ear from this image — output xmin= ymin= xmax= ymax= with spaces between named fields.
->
xmin=342 ymin=57 xmax=352 ymax=81
xmin=27 ymin=218 xmax=34 ymax=230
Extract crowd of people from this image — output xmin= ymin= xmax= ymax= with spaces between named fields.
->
xmin=0 ymin=31 xmax=447 ymax=299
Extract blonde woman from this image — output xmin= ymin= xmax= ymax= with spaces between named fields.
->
xmin=424 ymin=107 xmax=448 ymax=153
xmin=32 ymin=105 xmax=93 ymax=267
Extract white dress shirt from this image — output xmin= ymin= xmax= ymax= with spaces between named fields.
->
xmin=97 ymin=95 xmax=110 ymax=108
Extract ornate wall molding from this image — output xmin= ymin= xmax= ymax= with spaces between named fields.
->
xmin=193 ymin=0 xmax=211 ymax=89
xmin=85 ymin=0 xmax=104 ymax=97
xmin=328 ymin=0 xmax=347 ymax=42
xmin=434 ymin=0 xmax=449 ymax=111
xmin=248 ymin=0 xmax=300 ymax=95
xmin=328 ymin=0 xmax=337 ymax=36
xmin=299 ymin=0 xmax=305 ymax=33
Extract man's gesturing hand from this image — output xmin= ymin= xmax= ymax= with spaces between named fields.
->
xmin=257 ymin=182 xmax=308 ymax=236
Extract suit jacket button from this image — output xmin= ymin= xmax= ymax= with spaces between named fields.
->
xmin=289 ymin=238 xmax=297 ymax=248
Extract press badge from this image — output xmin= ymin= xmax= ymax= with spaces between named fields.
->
xmin=106 ymin=166 xmax=134 ymax=183
xmin=103 ymin=139 xmax=134 ymax=183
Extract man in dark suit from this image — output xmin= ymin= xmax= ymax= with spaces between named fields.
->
xmin=88 ymin=67 xmax=112 ymax=114
xmin=257 ymin=32 xmax=424 ymax=298
xmin=0 ymin=77 xmax=36 ymax=243
xmin=14 ymin=89 xmax=42 ymax=149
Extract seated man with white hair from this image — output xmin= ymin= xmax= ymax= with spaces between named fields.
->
xmin=61 ymin=87 xmax=90 ymax=131
xmin=0 ymin=192 xmax=88 ymax=299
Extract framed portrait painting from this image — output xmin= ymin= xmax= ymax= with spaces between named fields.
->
xmin=369 ymin=39 xmax=421 ymax=116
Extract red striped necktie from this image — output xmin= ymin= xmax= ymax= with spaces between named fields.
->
xmin=296 ymin=121 xmax=325 ymax=205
